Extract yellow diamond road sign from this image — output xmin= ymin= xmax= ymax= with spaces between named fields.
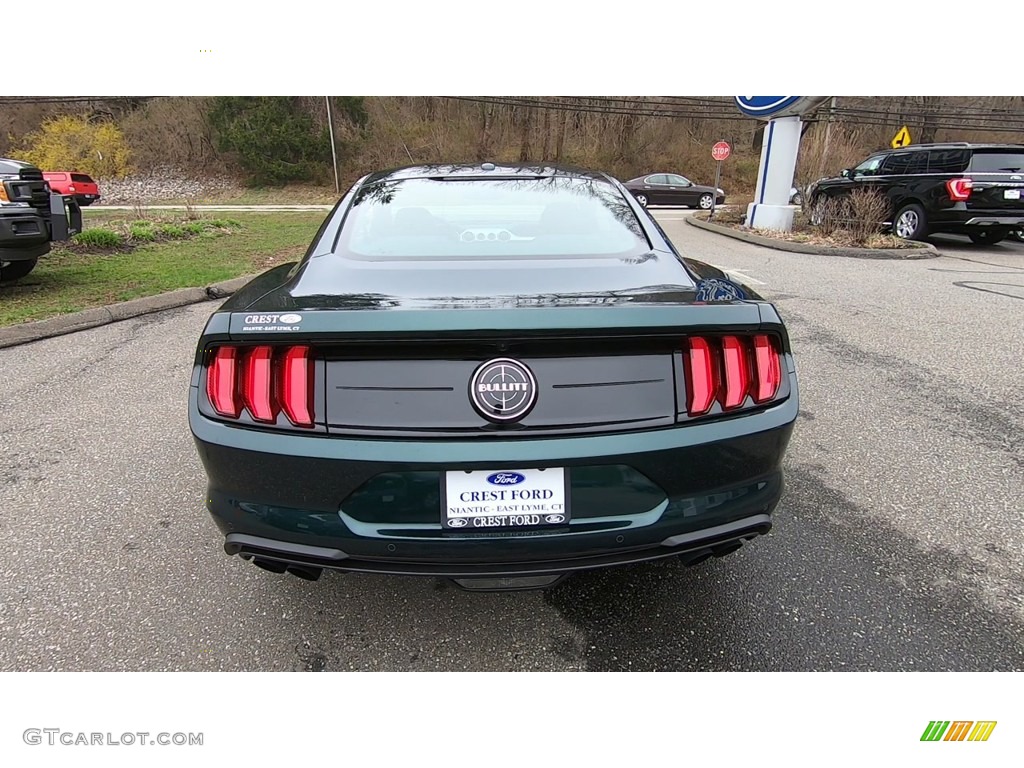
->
xmin=891 ymin=126 xmax=912 ymax=149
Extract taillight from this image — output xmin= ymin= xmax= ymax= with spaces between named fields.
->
xmin=721 ymin=335 xmax=750 ymax=410
xmin=752 ymin=335 xmax=782 ymax=403
xmin=241 ymin=346 xmax=276 ymax=423
xmin=946 ymin=178 xmax=973 ymax=202
xmin=280 ymin=346 xmax=314 ymax=427
xmin=205 ymin=345 xmax=315 ymax=428
xmin=207 ymin=346 xmax=241 ymax=418
xmin=684 ymin=335 xmax=784 ymax=417
xmin=68 ymin=184 xmax=76 ymax=193
xmin=685 ymin=337 xmax=717 ymax=416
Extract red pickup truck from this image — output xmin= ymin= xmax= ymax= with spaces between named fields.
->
xmin=42 ymin=171 xmax=101 ymax=206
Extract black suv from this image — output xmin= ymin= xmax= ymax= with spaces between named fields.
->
xmin=809 ymin=143 xmax=1024 ymax=244
xmin=1 ymin=158 xmax=81 ymax=281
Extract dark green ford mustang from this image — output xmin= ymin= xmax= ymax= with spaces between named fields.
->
xmin=189 ymin=163 xmax=798 ymax=590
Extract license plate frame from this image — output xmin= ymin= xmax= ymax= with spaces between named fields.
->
xmin=441 ymin=468 xmax=571 ymax=530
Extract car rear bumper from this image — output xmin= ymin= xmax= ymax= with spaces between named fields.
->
xmin=0 ymin=209 xmax=50 ymax=252
xmin=189 ymin=379 xmax=798 ymax=578
xmin=963 ymin=216 xmax=1024 ymax=227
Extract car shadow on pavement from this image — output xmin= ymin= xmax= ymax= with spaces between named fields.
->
xmin=542 ymin=463 xmax=1024 ymax=672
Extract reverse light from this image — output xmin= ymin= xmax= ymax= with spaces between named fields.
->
xmin=946 ymin=178 xmax=973 ymax=202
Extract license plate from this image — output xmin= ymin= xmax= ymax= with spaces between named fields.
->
xmin=1004 ymin=189 xmax=1021 ymax=200
xmin=442 ymin=468 xmax=570 ymax=530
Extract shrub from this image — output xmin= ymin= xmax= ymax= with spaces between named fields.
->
xmin=183 ymin=222 xmax=205 ymax=234
xmin=16 ymin=115 xmax=133 ymax=178
xmin=846 ymin=189 xmax=890 ymax=242
xmin=75 ymin=228 xmax=125 ymax=248
xmin=129 ymin=222 xmax=157 ymax=241
xmin=157 ymin=224 xmax=187 ymax=238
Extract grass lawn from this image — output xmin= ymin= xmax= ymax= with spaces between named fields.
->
xmin=0 ymin=211 xmax=327 ymax=327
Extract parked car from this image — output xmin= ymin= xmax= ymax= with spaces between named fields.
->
xmin=1 ymin=158 xmax=81 ymax=281
xmin=623 ymin=173 xmax=725 ymax=209
xmin=43 ymin=171 xmax=101 ymax=206
xmin=189 ymin=162 xmax=797 ymax=591
xmin=808 ymin=142 xmax=1024 ymax=244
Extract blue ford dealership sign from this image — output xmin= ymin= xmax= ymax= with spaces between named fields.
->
xmin=735 ymin=97 xmax=830 ymax=120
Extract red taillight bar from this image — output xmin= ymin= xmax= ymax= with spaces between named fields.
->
xmin=206 ymin=345 xmax=314 ymax=428
xmin=207 ymin=346 xmax=241 ymax=418
xmin=685 ymin=337 xmax=717 ymax=416
xmin=241 ymin=346 xmax=276 ymax=423
xmin=721 ymin=335 xmax=750 ymax=410
xmin=946 ymin=177 xmax=973 ymax=202
xmin=685 ymin=334 xmax=784 ymax=416
xmin=752 ymin=335 xmax=782 ymax=403
xmin=280 ymin=346 xmax=314 ymax=428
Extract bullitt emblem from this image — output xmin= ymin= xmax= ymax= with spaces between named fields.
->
xmin=470 ymin=358 xmax=537 ymax=422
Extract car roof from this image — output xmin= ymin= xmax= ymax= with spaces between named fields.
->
xmin=874 ymin=142 xmax=1024 ymax=155
xmin=360 ymin=162 xmax=616 ymax=186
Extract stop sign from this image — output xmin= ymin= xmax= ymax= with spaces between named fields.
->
xmin=712 ymin=141 xmax=731 ymax=161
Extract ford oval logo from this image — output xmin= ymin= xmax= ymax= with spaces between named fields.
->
xmin=735 ymin=96 xmax=802 ymax=117
xmin=279 ymin=313 xmax=302 ymax=324
xmin=487 ymin=471 xmax=525 ymax=486
xmin=448 ymin=518 xmax=468 ymax=527
xmin=544 ymin=514 xmax=565 ymax=524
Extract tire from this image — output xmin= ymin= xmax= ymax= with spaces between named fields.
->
xmin=968 ymin=229 xmax=1008 ymax=246
xmin=635 ymin=194 xmax=648 ymax=207
xmin=1010 ymin=228 xmax=1024 ymax=242
xmin=0 ymin=257 xmax=38 ymax=282
xmin=893 ymin=203 xmax=928 ymax=241
xmin=698 ymin=193 xmax=714 ymax=210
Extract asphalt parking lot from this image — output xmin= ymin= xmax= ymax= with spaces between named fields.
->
xmin=1 ymin=212 xmax=1022 ymax=671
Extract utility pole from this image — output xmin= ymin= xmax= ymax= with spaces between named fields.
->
xmin=325 ymin=96 xmax=340 ymax=195
xmin=819 ymin=96 xmax=838 ymax=180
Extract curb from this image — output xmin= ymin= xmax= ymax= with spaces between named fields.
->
xmin=686 ymin=215 xmax=940 ymax=259
xmin=0 ymin=274 xmax=258 ymax=350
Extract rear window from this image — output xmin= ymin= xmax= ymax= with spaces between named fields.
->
xmin=339 ymin=176 xmax=650 ymax=260
xmin=70 ymin=173 xmax=94 ymax=183
xmin=968 ymin=151 xmax=1024 ymax=174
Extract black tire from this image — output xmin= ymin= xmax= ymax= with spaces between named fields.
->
xmin=0 ymin=258 xmax=38 ymax=282
xmin=893 ymin=203 xmax=928 ymax=241
xmin=968 ymin=229 xmax=1008 ymax=246
xmin=698 ymin=193 xmax=714 ymax=210
xmin=635 ymin=193 xmax=648 ymax=207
